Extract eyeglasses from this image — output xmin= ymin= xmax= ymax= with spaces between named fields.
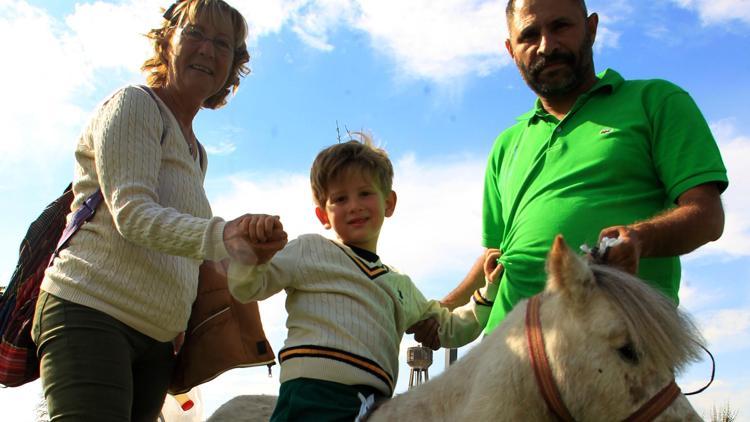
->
xmin=180 ymin=25 xmax=234 ymax=57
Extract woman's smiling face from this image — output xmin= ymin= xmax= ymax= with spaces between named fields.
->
xmin=165 ymin=12 xmax=235 ymax=103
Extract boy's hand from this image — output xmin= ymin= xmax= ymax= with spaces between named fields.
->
xmin=247 ymin=214 xmax=288 ymax=264
xmin=406 ymin=318 xmax=440 ymax=350
xmin=483 ymin=248 xmax=503 ymax=284
xmin=224 ymin=214 xmax=288 ymax=265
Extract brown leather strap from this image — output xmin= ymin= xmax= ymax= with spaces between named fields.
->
xmin=526 ymin=295 xmax=575 ymax=422
xmin=622 ymin=380 xmax=681 ymax=422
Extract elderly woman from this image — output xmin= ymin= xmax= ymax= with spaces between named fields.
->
xmin=30 ymin=1 xmax=281 ymax=420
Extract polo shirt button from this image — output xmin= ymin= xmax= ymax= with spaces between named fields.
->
xmin=555 ymin=127 xmax=562 ymax=133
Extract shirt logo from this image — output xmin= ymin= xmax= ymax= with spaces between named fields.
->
xmin=600 ymin=128 xmax=614 ymax=135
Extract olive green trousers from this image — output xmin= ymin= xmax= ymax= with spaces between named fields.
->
xmin=32 ymin=290 xmax=175 ymax=422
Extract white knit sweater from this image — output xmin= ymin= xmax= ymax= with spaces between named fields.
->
xmin=228 ymin=234 xmax=497 ymax=396
xmin=41 ymin=86 xmax=229 ymax=342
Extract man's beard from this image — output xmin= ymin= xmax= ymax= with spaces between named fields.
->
xmin=519 ymin=33 xmax=594 ymax=99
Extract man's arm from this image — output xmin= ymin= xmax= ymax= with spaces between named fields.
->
xmin=440 ymin=254 xmax=486 ymax=310
xmin=600 ymin=183 xmax=724 ymax=274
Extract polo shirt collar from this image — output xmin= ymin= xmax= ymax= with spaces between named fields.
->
xmin=516 ymin=68 xmax=624 ymax=124
xmin=348 ymin=244 xmax=380 ymax=263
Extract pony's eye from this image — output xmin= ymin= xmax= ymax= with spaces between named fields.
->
xmin=617 ymin=342 xmax=640 ymax=365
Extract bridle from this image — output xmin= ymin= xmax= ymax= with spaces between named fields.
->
xmin=525 ymin=294 xmax=682 ymax=422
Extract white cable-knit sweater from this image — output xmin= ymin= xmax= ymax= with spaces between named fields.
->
xmin=228 ymin=234 xmax=497 ymax=396
xmin=41 ymin=86 xmax=229 ymax=342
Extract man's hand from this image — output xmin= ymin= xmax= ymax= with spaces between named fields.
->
xmin=597 ymin=183 xmax=725 ymax=275
xmin=597 ymin=225 xmax=643 ymax=274
xmin=406 ymin=318 xmax=440 ymax=350
xmin=483 ymin=248 xmax=504 ymax=284
xmin=224 ymin=214 xmax=288 ymax=265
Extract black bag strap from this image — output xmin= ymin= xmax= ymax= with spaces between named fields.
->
xmin=49 ymin=85 xmax=168 ymax=265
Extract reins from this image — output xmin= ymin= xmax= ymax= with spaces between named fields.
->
xmin=683 ymin=344 xmax=715 ymax=396
xmin=525 ymin=294 xmax=685 ymax=422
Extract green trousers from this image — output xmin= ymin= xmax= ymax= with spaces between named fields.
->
xmin=271 ymin=377 xmax=384 ymax=422
xmin=32 ymin=290 xmax=175 ymax=422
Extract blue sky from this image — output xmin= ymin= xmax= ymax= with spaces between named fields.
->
xmin=1 ymin=0 xmax=749 ymax=420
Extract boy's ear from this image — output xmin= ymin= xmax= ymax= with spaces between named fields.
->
xmin=315 ymin=207 xmax=331 ymax=229
xmin=384 ymin=191 xmax=397 ymax=218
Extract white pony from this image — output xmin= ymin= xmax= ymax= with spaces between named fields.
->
xmin=211 ymin=236 xmax=705 ymax=421
xmin=368 ymin=236 xmax=703 ymax=421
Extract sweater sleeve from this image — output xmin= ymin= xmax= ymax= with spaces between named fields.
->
xmin=92 ymin=86 xmax=228 ymax=261
xmin=405 ymin=279 xmax=499 ymax=348
xmin=227 ymin=238 xmax=303 ymax=303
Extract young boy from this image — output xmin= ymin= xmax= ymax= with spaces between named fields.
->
xmin=228 ymin=133 xmax=498 ymax=421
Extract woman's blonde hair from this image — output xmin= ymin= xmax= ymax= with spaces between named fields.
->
xmin=141 ymin=0 xmax=250 ymax=109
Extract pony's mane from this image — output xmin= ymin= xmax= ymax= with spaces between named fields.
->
xmin=590 ymin=264 xmax=704 ymax=374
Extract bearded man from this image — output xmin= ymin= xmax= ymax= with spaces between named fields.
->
xmin=411 ymin=0 xmax=728 ymax=344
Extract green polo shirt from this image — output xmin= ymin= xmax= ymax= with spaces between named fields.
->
xmin=482 ymin=69 xmax=728 ymax=334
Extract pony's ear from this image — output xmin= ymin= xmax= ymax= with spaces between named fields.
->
xmin=546 ymin=235 xmax=595 ymax=307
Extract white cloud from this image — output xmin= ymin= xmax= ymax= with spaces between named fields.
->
xmin=0 ymin=2 xmax=89 ymax=165
xmin=210 ymin=172 xmax=323 ymax=238
xmin=236 ymin=0 xmax=305 ymax=42
xmin=689 ymin=119 xmax=750 ymax=258
xmin=593 ymin=25 xmax=621 ymax=51
xmin=381 ymin=153 xmax=485 ymax=282
xmin=203 ymin=141 xmax=237 ymax=155
xmin=239 ymin=0 xmax=512 ymax=83
xmin=589 ymin=0 xmax=635 ymax=23
xmin=64 ymin=0 xmax=160 ymax=73
xmin=697 ymin=308 xmax=750 ymax=352
xmin=589 ymin=0 xmax=633 ymax=50
xmin=273 ymin=0 xmax=626 ymax=83
xmin=291 ymin=0 xmax=357 ymax=52
xmin=673 ymin=0 xmax=750 ymax=26
xmin=353 ymin=0 xmax=508 ymax=82
xmin=678 ymin=277 xmax=726 ymax=312
xmin=0 ymin=0 xmax=160 ymax=173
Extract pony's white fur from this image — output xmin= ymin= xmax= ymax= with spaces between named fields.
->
xmin=368 ymin=236 xmax=704 ymax=421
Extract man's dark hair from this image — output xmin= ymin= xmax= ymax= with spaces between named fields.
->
xmin=505 ymin=0 xmax=588 ymax=21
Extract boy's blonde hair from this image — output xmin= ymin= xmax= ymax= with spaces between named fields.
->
xmin=310 ymin=132 xmax=394 ymax=208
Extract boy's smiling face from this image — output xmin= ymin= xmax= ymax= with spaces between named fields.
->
xmin=315 ymin=168 xmax=396 ymax=253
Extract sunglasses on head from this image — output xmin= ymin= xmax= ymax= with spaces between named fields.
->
xmin=163 ymin=0 xmax=186 ymax=22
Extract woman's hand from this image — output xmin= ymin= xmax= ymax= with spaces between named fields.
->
xmin=483 ymin=248 xmax=503 ymax=284
xmin=224 ymin=214 xmax=288 ymax=265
